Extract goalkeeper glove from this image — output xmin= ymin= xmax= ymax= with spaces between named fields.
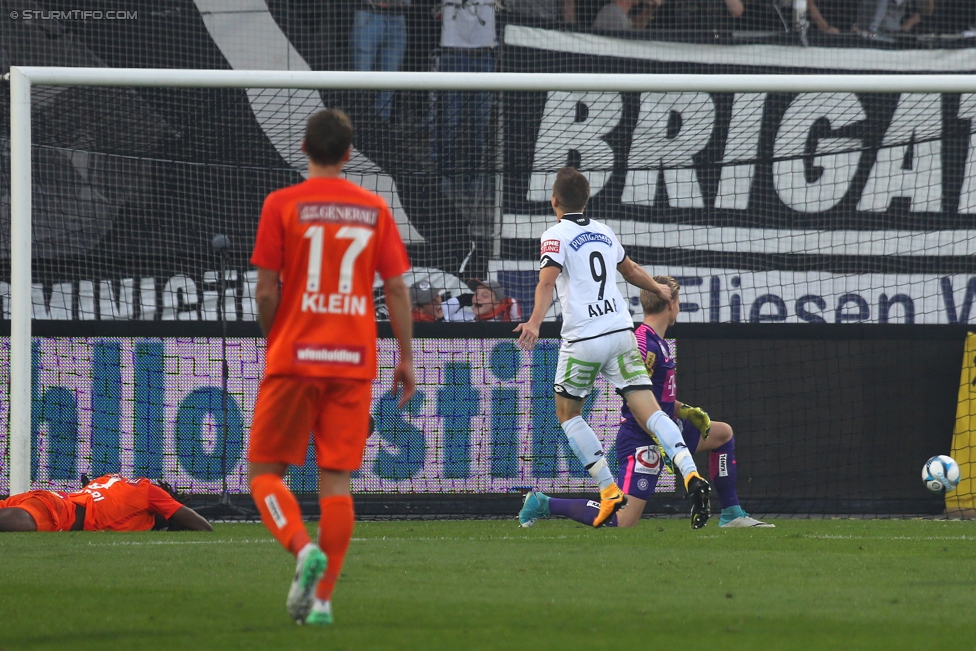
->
xmin=678 ymin=403 xmax=711 ymax=440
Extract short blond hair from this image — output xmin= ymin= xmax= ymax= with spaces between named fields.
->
xmin=640 ymin=275 xmax=679 ymax=315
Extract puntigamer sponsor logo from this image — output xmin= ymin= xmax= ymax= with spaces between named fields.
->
xmin=298 ymin=203 xmax=378 ymax=226
xmin=569 ymin=232 xmax=612 ymax=250
xmin=293 ymin=344 xmax=365 ymax=366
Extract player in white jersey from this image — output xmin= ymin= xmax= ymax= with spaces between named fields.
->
xmin=515 ymin=167 xmax=712 ymax=528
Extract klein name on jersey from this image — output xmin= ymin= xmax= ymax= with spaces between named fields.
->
xmin=297 ymin=202 xmax=378 ymax=226
xmin=301 ymin=292 xmax=369 ymax=315
xmin=569 ymin=232 xmax=612 ymax=251
xmin=587 ymin=297 xmax=618 ymax=317
xmin=293 ymin=344 xmax=366 ymax=366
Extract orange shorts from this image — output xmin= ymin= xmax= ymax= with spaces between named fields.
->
xmin=248 ymin=375 xmax=372 ymax=471
xmin=1 ymin=491 xmax=77 ymax=531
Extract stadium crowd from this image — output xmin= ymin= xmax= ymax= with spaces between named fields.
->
xmin=343 ymin=0 xmax=971 ymax=281
xmin=344 ymin=0 xmax=971 ymax=88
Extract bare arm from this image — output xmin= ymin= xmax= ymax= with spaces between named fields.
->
xmin=383 ymin=275 xmax=416 ymax=408
xmin=901 ymin=0 xmax=933 ymax=31
xmin=632 ymin=0 xmax=660 ymax=29
xmin=514 ymin=265 xmax=560 ymax=350
xmin=562 ymin=0 xmax=576 ymax=23
xmin=255 ymin=267 xmax=281 ymax=337
xmin=900 ymin=12 xmax=922 ymax=31
xmin=166 ymin=506 xmax=214 ymax=532
xmin=724 ymin=0 xmax=744 ymax=19
xmin=617 ymin=257 xmax=671 ymax=302
xmin=807 ymin=0 xmax=838 ymax=33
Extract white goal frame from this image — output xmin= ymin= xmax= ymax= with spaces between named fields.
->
xmin=6 ymin=66 xmax=976 ymax=495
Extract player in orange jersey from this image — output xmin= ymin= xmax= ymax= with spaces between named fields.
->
xmin=0 ymin=474 xmax=212 ymax=532
xmin=0 ymin=489 xmax=80 ymax=531
xmin=68 ymin=474 xmax=213 ymax=532
xmin=248 ymin=108 xmax=414 ymax=626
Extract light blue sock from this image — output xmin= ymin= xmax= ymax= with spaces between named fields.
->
xmin=561 ymin=416 xmax=615 ymax=490
xmin=647 ymin=411 xmax=698 ymax=479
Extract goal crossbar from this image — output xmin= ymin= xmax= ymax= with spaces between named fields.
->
xmin=7 ymin=66 xmax=976 ymax=495
xmin=8 ymin=67 xmax=976 ymax=92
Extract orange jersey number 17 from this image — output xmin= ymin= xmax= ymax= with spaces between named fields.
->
xmin=302 ymin=225 xmax=373 ymax=313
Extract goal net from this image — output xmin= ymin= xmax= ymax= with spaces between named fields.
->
xmin=3 ymin=68 xmax=976 ymax=515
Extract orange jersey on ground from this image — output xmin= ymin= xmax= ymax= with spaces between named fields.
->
xmin=0 ymin=490 xmax=77 ymax=531
xmin=67 ymin=475 xmax=183 ymax=532
xmin=250 ymin=177 xmax=410 ymax=380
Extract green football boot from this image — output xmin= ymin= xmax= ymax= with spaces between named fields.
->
xmin=305 ymin=599 xmax=334 ymax=626
xmin=286 ymin=545 xmax=327 ymax=624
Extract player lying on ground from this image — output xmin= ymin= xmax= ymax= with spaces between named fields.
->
xmin=248 ymin=108 xmax=414 ymax=626
xmin=520 ymin=277 xmax=773 ymax=529
xmin=0 ymin=473 xmax=213 ymax=532
xmin=514 ymin=167 xmax=711 ymax=529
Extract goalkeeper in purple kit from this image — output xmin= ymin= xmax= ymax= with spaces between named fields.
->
xmin=520 ymin=276 xmax=773 ymax=529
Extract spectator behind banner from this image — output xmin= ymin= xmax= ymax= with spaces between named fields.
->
xmin=854 ymin=0 xmax=934 ymax=34
xmin=718 ymin=0 xmax=803 ymax=30
xmin=411 ymin=280 xmax=444 ymax=321
xmin=351 ymin=0 xmax=410 ymax=122
xmin=807 ymin=0 xmax=840 ymax=33
xmin=471 ymin=279 xmax=522 ymax=322
xmin=592 ymin=0 xmax=661 ymax=31
xmin=508 ymin=0 xmax=577 ymax=25
xmin=433 ymin=0 xmax=496 ymax=188
xmin=653 ymin=0 xmax=738 ymax=31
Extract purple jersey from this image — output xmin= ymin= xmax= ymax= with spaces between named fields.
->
xmin=616 ymin=324 xmax=700 ymax=500
xmin=620 ymin=323 xmax=676 ymax=424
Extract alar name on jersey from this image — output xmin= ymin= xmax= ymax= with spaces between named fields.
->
xmin=587 ymin=297 xmax=619 ymax=318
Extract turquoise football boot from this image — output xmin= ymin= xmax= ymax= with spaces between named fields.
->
xmin=719 ymin=505 xmax=774 ymax=528
xmin=518 ymin=490 xmax=550 ymax=527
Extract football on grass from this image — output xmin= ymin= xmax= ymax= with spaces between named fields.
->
xmin=922 ymin=455 xmax=961 ymax=494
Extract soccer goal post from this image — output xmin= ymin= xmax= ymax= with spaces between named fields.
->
xmin=6 ymin=67 xmax=976 ymax=498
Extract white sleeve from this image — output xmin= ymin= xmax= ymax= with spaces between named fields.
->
xmin=540 ymin=229 xmax=566 ymax=270
xmin=611 ymin=230 xmax=626 ymax=264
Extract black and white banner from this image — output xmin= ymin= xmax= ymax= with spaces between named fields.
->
xmin=3 ymin=5 xmax=976 ymax=324
xmin=498 ymin=25 xmax=976 ymax=324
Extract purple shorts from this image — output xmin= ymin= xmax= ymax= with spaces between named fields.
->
xmin=615 ymin=416 xmax=700 ymax=500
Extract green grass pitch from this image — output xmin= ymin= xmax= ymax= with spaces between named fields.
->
xmin=1 ymin=518 xmax=975 ymax=650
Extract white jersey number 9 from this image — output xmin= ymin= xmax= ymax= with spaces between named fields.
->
xmin=589 ymin=251 xmax=607 ymax=301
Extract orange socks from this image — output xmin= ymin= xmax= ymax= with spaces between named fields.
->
xmin=315 ymin=495 xmax=355 ymax=601
xmin=250 ymin=474 xmax=311 ymax=557
xmin=250 ymin=477 xmax=354 ymax=601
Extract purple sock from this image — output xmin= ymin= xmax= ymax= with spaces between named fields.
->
xmin=709 ymin=437 xmax=739 ymax=509
xmin=548 ymin=498 xmax=618 ymax=527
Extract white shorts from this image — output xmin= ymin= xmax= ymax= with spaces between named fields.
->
xmin=553 ymin=329 xmax=652 ymax=400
